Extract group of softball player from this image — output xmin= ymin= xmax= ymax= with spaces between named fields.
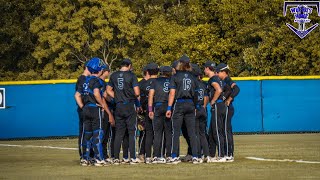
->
xmin=74 ymin=55 xmax=240 ymax=166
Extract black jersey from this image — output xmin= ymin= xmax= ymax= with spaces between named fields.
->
xmin=108 ymin=71 xmax=139 ymax=104
xmin=207 ymin=75 xmax=224 ymax=102
xmin=169 ymin=71 xmax=198 ymax=100
xmin=106 ymin=82 xmax=116 ymax=110
xmin=80 ymin=76 xmax=102 ymax=106
xmin=139 ymin=78 xmax=157 ymax=110
xmin=150 ymin=77 xmax=170 ymax=104
xmin=223 ymin=76 xmax=235 ymax=100
xmin=139 ymin=78 xmax=148 ymax=110
xmin=75 ymin=75 xmax=86 ymax=92
xmin=98 ymin=78 xmax=107 ymax=97
xmin=196 ymin=80 xmax=208 ymax=106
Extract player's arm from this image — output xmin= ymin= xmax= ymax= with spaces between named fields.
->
xmin=106 ymin=85 xmax=114 ymax=98
xmin=133 ymin=75 xmax=140 ymax=98
xmin=166 ymin=89 xmax=176 ymax=118
xmin=225 ymin=83 xmax=240 ymax=105
xmin=210 ymin=82 xmax=222 ymax=106
xmin=94 ymin=88 xmax=106 ymax=109
xmin=106 ymin=75 xmax=115 ymax=98
xmin=74 ymin=91 xmax=84 ymax=109
xmin=148 ymin=89 xmax=155 ymax=119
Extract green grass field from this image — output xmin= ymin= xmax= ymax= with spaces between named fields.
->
xmin=0 ymin=134 xmax=319 ymax=179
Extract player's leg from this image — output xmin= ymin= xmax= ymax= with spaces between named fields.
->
xmin=77 ymin=107 xmax=84 ymax=159
xmin=103 ymin=111 xmax=110 ymax=161
xmin=208 ymin=105 xmax=219 ymax=161
xmin=199 ymin=107 xmax=209 ymax=160
xmin=110 ymin=126 xmax=116 ymax=159
xmin=113 ymin=104 xmax=127 ymax=164
xmin=92 ymin=107 xmax=107 ymax=166
xmin=216 ymin=103 xmax=226 ymax=161
xmin=121 ymin=129 xmax=129 ymax=164
xmin=152 ymin=105 xmax=165 ymax=163
xmin=181 ymin=121 xmax=192 ymax=162
xmin=226 ymin=104 xmax=235 ymax=161
xmin=163 ymin=104 xmax=172 ymax=160
xmin=81 ymin=107 xmax=93 ymax=166
xmin=195 ymin=109 xmax=201 ymax=159
xmin=183 ymin=102 xmax=199 ymax=164
xmin=144 ymin=114 xmax=154 ymax=163
xmin=125 ymin=103 xmax=140 ymax=164
xmin=138 ymin=130 xmax=145 ymax=161
xmin=169 ymin=102 xmax=184 ymax=164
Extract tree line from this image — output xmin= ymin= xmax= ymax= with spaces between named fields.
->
xmin=1 ymin=0 xmax=319 ymax=80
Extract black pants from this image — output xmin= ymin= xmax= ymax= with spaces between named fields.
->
xmin=78 ymin=108 xmax=94 ymax=159
xmin=138 ymin=130 xmax=146 ymax=155
xmin=104 ymin=121 xmax=115 ymax=158
xmin=196 ymin=107 xmax=209 ymax=157
xmin=153 ymin=104 xmax=172 ymax=158
xmin=81 ymin=106 xmax=105 ymax=161
xmin=208 ymin=102 xmax=226 ymax=157
xmin=78 ymin=107 xmax=83 ymax=157
xmin=102 ymin=111 xmax=109 ymax=159
xmin=181 ymin=121 xmax=191 ymax=156
xmin=145 ymin=113 xmax=154 ymax=158
xmin=224 ymin=104 xmax=235 ymax=157
xmin=171 ymin=101 xmax=198 ymax=158
xmin=114 ymin=103 xmax=137 ymax=159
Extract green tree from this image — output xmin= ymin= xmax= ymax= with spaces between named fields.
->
xmin=0 ymin=0 xmax=41 ymax=80
xmin=30 ymin=0 xmax=140 ymax=79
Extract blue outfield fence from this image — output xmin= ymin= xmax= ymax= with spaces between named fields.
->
xmin=0 ymin=77 xmax=320 ymax=139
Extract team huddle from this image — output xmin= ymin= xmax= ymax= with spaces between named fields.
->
xmin=74 ymin=55 xmax=240 ymax=166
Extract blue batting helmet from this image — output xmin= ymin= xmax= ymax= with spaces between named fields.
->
xmin=86 ymin=57 xmax=106 ymax=73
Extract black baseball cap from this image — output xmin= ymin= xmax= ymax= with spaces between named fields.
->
xmin=122 ymin=58 xmax=132 ymax=65
xmin=216 ymin=63 xmax=229 ymax=72
xmin=145 ymin=62 xmax=159 ymax=70
xmin=142 ymin=65 xmax=147 ymax=72
xmin=203 ymin=61 xmax=216 ymax=68
xmin=179 ymin=54 xmax=190 ymax=63
xmin=171 ymin=60 xmax=179 ymax=69
xmin=160 ymin=66 xmax=172 ymax=72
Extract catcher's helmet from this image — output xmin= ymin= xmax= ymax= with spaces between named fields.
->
xmin=86 ymin=57 xmax=106 ymax=73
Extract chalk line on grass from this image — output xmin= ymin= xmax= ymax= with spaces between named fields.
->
xmin=246 ymin=157 xmax=320 ymax=164
xmin=0 ymin=144 xmax=78 ymax=150
xmin=0 ymin=144 xmax=129 ymax=154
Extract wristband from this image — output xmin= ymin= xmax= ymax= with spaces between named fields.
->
xmin=148 ymin=106 xmax=153 ymax=112
xmin=167 ymin=106 xmax=172 ymax=111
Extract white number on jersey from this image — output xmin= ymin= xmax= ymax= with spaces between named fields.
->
xmin=117 ymin=78 xmax=124 ymax=90
xmin=183 ymin=78 xmax=192 ymax=90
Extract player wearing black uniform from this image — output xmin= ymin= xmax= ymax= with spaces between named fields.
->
xmin=75 ymin=57 xmax=113 ymax=166
xmin=75 ymin=63 xmax=92 ymax=163
xmin=216 ymin=63 xmax=240 ymax=162
xmin=107 ymin=59 xmax=142 ymax=165
xmin=192 ymin=64 xmax=210 ymax=162
xmin=204 ymin=61 xmax=227 ymax=162
xmin=136 ymin=66 xmax=148 ymax=163
xmin=166 ymin=55 xmax=200 ymax=164
xmin=98 ymin=64 xmax=116 ymax=164
xmin=171 ymin=60 xmax=188 ymax=160
xmin=148 ymin=66 xmax=173 ymax=164
xmin=139 ymin=63 xmax=159 ymax=164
